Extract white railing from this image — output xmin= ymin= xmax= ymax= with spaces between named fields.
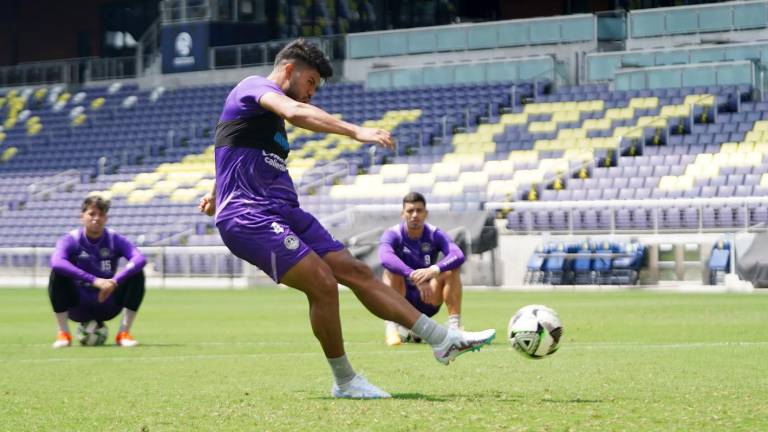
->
xmin=488 ymin=196 xmax=768 ymax=235
xmin=0 ymin=246 xmax=259 ymax=289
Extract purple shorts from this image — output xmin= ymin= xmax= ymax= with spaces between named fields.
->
xmin=405 ymin=281 xmax=441 ymax=317
xmin=217 ymin=205 xmax=344 ymax=282
xmin=68 ymin=284 xmax=122 ymax=323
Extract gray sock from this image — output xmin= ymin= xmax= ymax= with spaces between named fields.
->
xmin=327 ymin=354 xmax=356 ymax=386
xmin=411 ymin=314 xmax=449 ymax=346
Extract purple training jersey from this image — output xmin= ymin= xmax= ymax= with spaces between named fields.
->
xmin=214 ymin=76 xmax=298 ymax=224
xmin=213 ymin=75 xmax=345 ymax=282
xmin=50 ymin=227 xmax=146 ymax=285
xmin=379 ymin=222 xmax=465 ymax=279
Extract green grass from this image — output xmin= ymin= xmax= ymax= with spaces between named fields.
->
xmin=1 ymin=288 xmax=767 ymax=431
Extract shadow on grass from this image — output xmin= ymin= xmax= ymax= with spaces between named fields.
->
xmin=310 ymin=393 xmax=448 ymax=401
xmin=391 ymin=393 xmax=448 ymax=401
xmin=542 ymin=398 xmax=602 ymax=404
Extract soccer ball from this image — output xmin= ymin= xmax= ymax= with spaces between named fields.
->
xmin=507 ymin=304 xmax=563 ymax=359
xmin=76 ymin=320 xmax=108 ymax=346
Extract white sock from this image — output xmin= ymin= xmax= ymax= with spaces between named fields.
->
xmin=327 ymin=354 xmax=356 ymax=386
xmin=385 ymin=320 xmax=398 ymax=332
xmin=120 ymin=308 xmax=137 ymax=333
xmin=448 ymin=314 xmax=461 ymax=329
xmin=411 ymin=314 xmax=449 ymax=346
xmin=55 ymin=312 xmax=70 ymax=333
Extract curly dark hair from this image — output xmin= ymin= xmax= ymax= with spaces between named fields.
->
xmin=81 ymin=195 xmax=111 ymax=214
xmin=274 ymin=38 xmax=333 ymax=79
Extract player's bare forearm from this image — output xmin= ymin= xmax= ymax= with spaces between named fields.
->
xmin=260 ymin=92 xmax=393 ymax=148
xmin=285 ymin=102 xmax=358 ymax=137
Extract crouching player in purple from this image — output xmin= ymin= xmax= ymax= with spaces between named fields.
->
xmin=379 ymin=192 xmax=465 ymax=346
xmin=197 ymin=38 xmax=494 ymax=399
xmin=49 ymin=195 xmax=147 ymax=348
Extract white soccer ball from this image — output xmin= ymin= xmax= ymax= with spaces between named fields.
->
xmin=507 ymin=304 xmax=563 ymax=359
xmin=76 ymin=320 xmax=108 ymax=346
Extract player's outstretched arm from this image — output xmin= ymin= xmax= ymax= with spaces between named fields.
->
xmin=260 ymin=92 xmax=393 ymax=149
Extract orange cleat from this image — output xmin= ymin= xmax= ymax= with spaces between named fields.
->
xmin=52 ymin=331 xmax=72 ymax=349
xmin=115 ymin=331 xmax=139 ymax=347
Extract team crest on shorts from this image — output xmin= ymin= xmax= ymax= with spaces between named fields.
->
xmin=284 ymin=234 xmax=300 ymax=250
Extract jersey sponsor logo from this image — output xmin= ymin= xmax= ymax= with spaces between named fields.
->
xmin=273 ymin=132 xmax=289 ymax=151
xmin=77 ymin=250 xmax=90 ymax=260
xmin=284 ymin=234 xmax=299 ymax=250
xmin=270 ymin=222 xmax=284 ymax=234
xmin=262 ymin=150 xmax=287 ymax=172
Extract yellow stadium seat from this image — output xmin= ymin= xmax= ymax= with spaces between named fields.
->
xmin=442 ymin=153 xmax=485 ymax=167
xmin=354 ymin=174 xmax=384 ymax=186
xmin=152 ymin=180 xmax=179 ymax=195
xmin=432 ymin=181 xmax=463 ymax=197
xmin=430 ymin=162 xmax=461 ymax=178
xmin=90 ymin=97 xmax=105 ymax=110
xmin=458 ymin=171 xmax=488 ymax=188
xmin=379 ymin=164 xmax=409 ymax=180
xmin=529 ymin=121 xmax=557 ymax=133
xmin=539 ymin=158 xmax=569 ymax=173
xmin=1 ymin=146 xmax=17 ymax=162
xmin=482 ymin=160 xmax=515 ymax=177
xmin=684 ymin=94 xmax=714 ymax=106
xmin=127 ymin=189 xmax=156 ymax=204
xmin=500 ymin=113 xmax=528 ymax=125
xmin=552 ymin=111 xmax=580 ymax=123
xmin=195 ymin=178 xmax=215 ymax=192
xmin=378 ymin=183 xmax=410 ymax=199
xmin=752 ymin=120 xmax=768 ymax=131
xmin=486 ymin=179 xmax=518 ymax=197
xmin=169 ymin=188 xmax=202 ymax=203
xmin=167 ymin=172 xmax=204 ymax=186
xmin=761 ymin=173 xmax=768 ymax=187
xmin=110 ymin=182 xmax=137 ymax=196
xmin=513 ymin=169 xmax=544 ymax=184
xmin=406 ymin=173 xmax=436 ymax=189
xmin=133 ymin=172 xmax=164 ymax=187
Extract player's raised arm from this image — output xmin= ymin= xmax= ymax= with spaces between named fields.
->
xmin=259 ymin=91 xmax=394 ymax=149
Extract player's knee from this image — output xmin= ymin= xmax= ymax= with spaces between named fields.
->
xmin=442 ymin=268 xmax=462 ymax=283
xmin=312 ymin=267 xmax=339 ymax=299
xmin=348 ymin=259 xmax=374 ymax=281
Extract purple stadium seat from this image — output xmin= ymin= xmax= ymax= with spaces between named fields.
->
xmin=635 ymin=188 xmax=651 ymax=199
xmin=628 ymin=177 xmax=645 ymax=189
xmin=615 ymin=208 xmax=631 ymax=229
xmin=702 ymin=207 xmax=717 ymax=228
xmin=571 ymin=189 xmax=587 ymax=201
xmin=618 ymin=189 xmax=634 ymax=200
xmin=717 ymin=185 xmax=735 ymax=197
xmin=602 ymin=189 xmax=619 ymax=200
xmin=613 ymin=177 xmax=629 ymax=189
xmin=556 ymin=189 xmax=573 ymax=200
xmin=662 ymin=207 xmax=682 ymax=229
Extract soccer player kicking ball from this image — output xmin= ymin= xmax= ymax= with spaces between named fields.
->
xmin=198 ymin=38 xmax=495 ymax=399
xmin=49 ymin=195 xmax=147 ymax=348
xmin=380 ymin=192 xmax=465 ymax=346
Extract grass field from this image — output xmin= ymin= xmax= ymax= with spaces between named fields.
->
xmin=1 ymin=287 xmax=767 ymax=431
